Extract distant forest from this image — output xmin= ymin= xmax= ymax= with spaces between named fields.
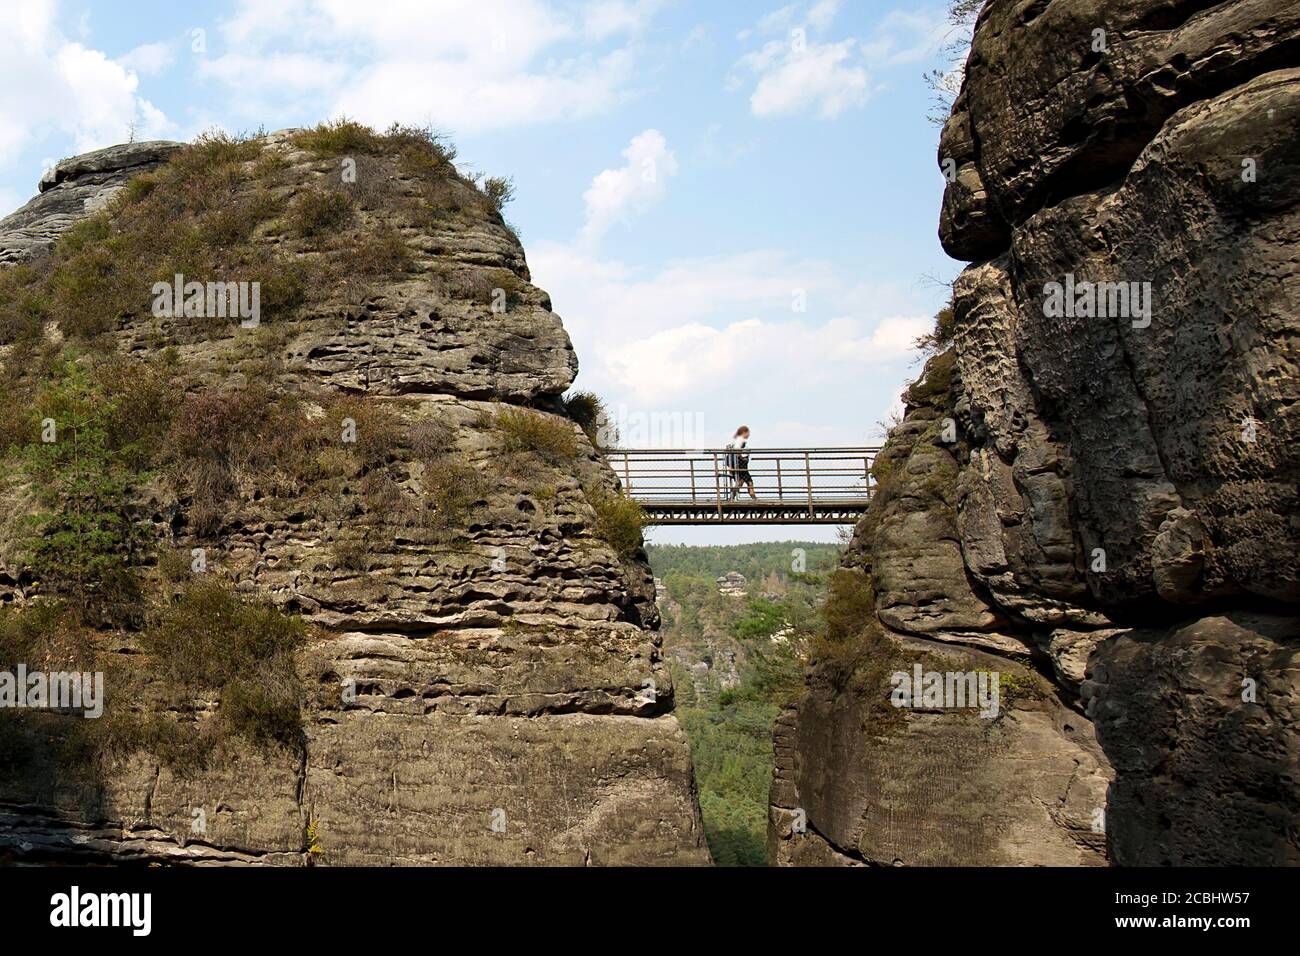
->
xmin=646 ymin=541 xmax=841 ymax=582
xmin=646 ymin=541 xmax=842 ymax=865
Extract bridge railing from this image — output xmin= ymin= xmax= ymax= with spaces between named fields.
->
xmin=603 ymin=447 xmax=880 ymax=513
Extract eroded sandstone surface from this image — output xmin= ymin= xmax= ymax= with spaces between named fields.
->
xmin=0 ymin=129 xmax=709 ymax=865
xmin=771 ymin=0 xmax=1298 ymax=866
xmin=0 ymin=141 xmax=184 ymax=267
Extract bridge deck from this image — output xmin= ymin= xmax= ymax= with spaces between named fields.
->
xmin=604 ymin=447 xmax=880 ymax=526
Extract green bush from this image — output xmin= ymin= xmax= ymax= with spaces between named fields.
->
xmin=165 ymin=385 xmax=275 ymax=536
xmin=173 ymin=129 xmax=263 ymax=172
xmin=12 ymin=129 xmax=313 ymax=341
xmin=163 ymin=386 xmax=409 ymax=536
xmin=388 ymin=124 xmax=458 ymax=176
xmin=144 ymin=578 xmax=303 ymax=686
xmin=675 ymin=680 xmax=780 ymax=867
xmin=348 ymin=225 xmax=412 ymax=277
xmin=218 ymin=673 xmax=305 ymax=750
xmin=0 ymin=265 xmax=49 ymax=346
xmin=120 ymin=172 xmax=158 ymax=204
xmin=0 ymin=602 xmax=94 ymax=671
xmin=409 ymin=419 xmax=455 ymax=462
xmin=424 ymin=460 xmax=486 ymax=533
xmin=870 ymin=451 xmax=895 ymax=485
xmin=203 ymin=188 xmax=284 ymax=247
xmin=490 ymin=269 xmax=527 ymax=310
xmin=0 ymin=119 xmax=485 ymax=353
xmin=562 ymin=390 xmax=613 ymax=447
xmin=906 ymin=350 xmax=956 ymax=406
xmin=359 ymin=471 xmax=404 ymax=518
xmin=141 ymin=578 xmax=306 ymax=751
xmin=585 ymin=486 xmax=645 ymax=560
xmin=244 ymin=255 xmax=313 ymax=315
xmin=331 ymin=528 xmax=374 ymax=573
xmin=0 ymin=580 xmax=308 ymax=773
xmin=293 ymin=119 xmax=457 ymax=170
xmin=289 ymin=189 xmax=354 ymax=237
xmin=480 ymin=176 xmax=515 ymax=213
xmin=495 ymin=406 xmax=579 ymax=465
xmin=821 ymin=567 xmax=875 ymax=644
xmin=915 ymin=296 xmax=957 ymax=355
xmin=292 ymin=118 xmax=386 ymax=157
xmin=19 ymin=360 xmax=152 ymax=623
xmin=91 ymin=350 xmax=179 ymax=468
xmin=320 ymin=395 xmax=403 ymax=470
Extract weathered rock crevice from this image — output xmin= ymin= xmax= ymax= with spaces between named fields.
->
xmin=772 ymin=0 xmax=1297 ymax=867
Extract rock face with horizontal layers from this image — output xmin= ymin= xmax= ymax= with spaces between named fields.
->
xmin=0 ymin=130 xmax=709 ymax=865
xmin=0 ymin=141 xmax=185 ymax=266
xmin=772 ymin=0 xmax=1298 ymax=866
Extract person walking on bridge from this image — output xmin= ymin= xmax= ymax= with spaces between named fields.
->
xmin=726 ymin=426 xmax=756 ymax=501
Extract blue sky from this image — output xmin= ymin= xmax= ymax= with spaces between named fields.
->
xmin=0 ymin=0 xmax=967 ymax=545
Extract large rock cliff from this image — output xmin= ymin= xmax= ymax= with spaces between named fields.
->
xmin=0 ymin=127 xmax=708 ymax=865
xmin=771 ymin=0 xmax=1298 ymax=866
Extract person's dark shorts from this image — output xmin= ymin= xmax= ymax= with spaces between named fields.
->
xmin=732 ymin=468 xmax=752 ymax=484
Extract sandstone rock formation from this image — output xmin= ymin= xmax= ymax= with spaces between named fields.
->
xmin=0 ymin=129 xmax=709 ymax=865
xmin=0 ymin=141 xmax=184 ymax=266
xmin=772 ymin=0 xmax=1298 ymax=866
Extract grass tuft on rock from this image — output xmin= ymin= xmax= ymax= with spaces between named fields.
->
xmin=585 ymin=486 xmax=646 ymax=560
xmin=495 ymin=406 xmax=579 ymax=465
xmin=562 ymin=390 xmax=614 ymax=447
xmin=288 ymin=189 xmax=354 ymax=237
xmin=142 ymin=577 xmax=306 ymax=752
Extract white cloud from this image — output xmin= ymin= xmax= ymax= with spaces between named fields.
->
xmin=584 ymin=0 xmax=663 ymax=41
xmin=0 ymin=1 xmax=171 ymax=163
xmin=218 ymin=0 xmax=317 ymax=48
xmin=201 ymin=0 xmax=656 ymax=134
xmin=739 ymin=37 xmax=871 ymax=118
xmin=681 ymin=24 xmax=710 ymax=53
xmin=731 ymin=3 xmax=952 ymax=119
xmin=581 ymin=129 xmax=678 ymax=245
xmin=530 ymin=240 xmax=928 ymax=421
xmin=198 ymin=52 xmax=349 ymax=96
xmin=807 ymin=0 xmax=842 ymax=33
xmin=860 ymin=9 xmax=952 ymax=66
xmin=338 ymin=50 xmax=635 ymax=135
xmin=532 ymin=244 xmax=843 ymax=345
xmin=752 ymin=5 xmax=799 ymax=37
xmin=731 ymin=2 xmax=872 ymax=119
xmin=314 ymin=0 xmax=570 ymax=61
xmin=603 ymin=314 xmax=929 ymax=405
xmin=739 ymin=1 xmax=838 ymax=41
xmin=117 ymin=40 xmax=176 ymax=77
xmin=695 ymin=122 xmax=758 ymax=168
xmin=528 ymin=118 xmax=934 ymax=452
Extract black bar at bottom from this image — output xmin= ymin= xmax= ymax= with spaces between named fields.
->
xmin=0 ymin=865 xmax=1291 ymax=941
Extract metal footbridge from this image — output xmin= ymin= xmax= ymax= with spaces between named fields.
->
xmin=604 ymin=447 xmax=880 ymax=525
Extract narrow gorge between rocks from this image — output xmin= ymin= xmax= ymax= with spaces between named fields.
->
xmin=0 ymin=0 xmax=1295 ymax=872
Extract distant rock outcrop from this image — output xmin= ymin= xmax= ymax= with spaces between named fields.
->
xmin=771 ymin=0 xmax=1298 ymax=866
xmin=717 ymin=572 xmax=748 ymax=597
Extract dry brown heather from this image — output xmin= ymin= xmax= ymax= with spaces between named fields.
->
xmin=0 ymin=121 xmax=702 ymax=866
